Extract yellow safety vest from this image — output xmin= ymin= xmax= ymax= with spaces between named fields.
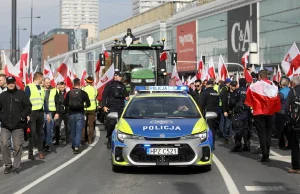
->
xmin=48 ymin=88 xmax=57 ymax=112
xmin=213 ymin=85 xmax=219 ymax=93
xmin=28 ymin=83 xmax=45 ymax=111
xmin=83 ymin=85 xmax=97 ymax=111
xmin=219 ymin=86 xmax=228 ymax=107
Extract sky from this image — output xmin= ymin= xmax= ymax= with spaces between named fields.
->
xmin=0 ymin=0 xmax=132 ymax=50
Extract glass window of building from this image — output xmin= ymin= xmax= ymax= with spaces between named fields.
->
xmin=198 ymin=12 xmax=228 ymax=63
xmin=259 ymin=0 xmax=300 ymax=65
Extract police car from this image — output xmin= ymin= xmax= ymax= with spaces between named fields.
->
xmin=108 ymin=86 xmax=217 ymax=172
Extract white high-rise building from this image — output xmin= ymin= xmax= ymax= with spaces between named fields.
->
xmin=60 ymin=0 xmax=99 ymax=37
xmin=132 ymin=0 xmax=194 ymax=16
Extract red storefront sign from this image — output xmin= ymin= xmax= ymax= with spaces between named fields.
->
xmin=176 ymin=21 xmax=197 ymax=72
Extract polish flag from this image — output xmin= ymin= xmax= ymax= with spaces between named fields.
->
xmin=65 ymin=57 xmax=75 ymax=90
xmin=81 ymin=70 xmax=87 ymax=86
xmin=2 ymin=51 xmax=24 ymax=90
xmin=188 ymin=76 xmax=197 ymax=86
xmin=44 ymin=60 xmax=55 ymax=87
xmin=218 ymin=55 xmax=228 ymax=81
xmin=277 ymin=65 xmax=282 ymax=82
xmin=57 ymin=55 xmax=71 ymax=88
xmin=241 ymin=51 xmax=253 ymax=83
xmin=201 ymin=65 xmax=208 ymax=81
xmin=272 ymin=67 xmax=278 ymax=82
xmin=181 ymin=76 xmax=184 ymax=85
xmin=96 ymin=64 xmax=115 ymax=101
xmin=196 ymin=54 xmax=204 ymax=80
xmin=281 ymin=43 xmax=300 ymax=77
xmin=251 ymin=64 xmax=256 ymax=73
xmin=171 ymin=63 xmax=183 ymax=86
xmin=20 ymin=39 xmax=30 ymax=80
xmin=245 ymin=80 xmax=281 ymax=115
xmin=208 ymin=57 xmax=216 ymax=79
xmin=260 ymin=62 xmax=264 ymax=70
xmin=102 ymin=44 xmax=109 ymax=58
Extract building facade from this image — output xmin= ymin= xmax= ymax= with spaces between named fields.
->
xmin=132 ymin=0 xmax=194 ymax=16
xmin=60 ymin=0 xmax=99 ymax=37
xmin=48 ymin=0 xmax=300 ymax=78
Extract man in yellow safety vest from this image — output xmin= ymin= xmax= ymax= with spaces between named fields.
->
xmin=82 ymin=76 xmax=98 ymax=144
xmin=25 ymin=72 xmax=45 ymax=160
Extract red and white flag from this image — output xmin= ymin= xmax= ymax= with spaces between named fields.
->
xmin=208 ymin=57 xmax=216 ymax=79
xmin=272 ymin=67 xmax=277 ymax=82
xmin=44 ymin=60 xmax=55 ymax=87
xmin=171 ymin=63 xmax=183 ymax=86
xmin=241 ymin=51 xmax=253 ymax=83
xmin=281 ymin=43 xmax=300 ymax=77
xmin=251 ymin=64 xmax=256 ymax=73
xmin=218 ymin=55 xmax=228 ymax=81
xmin=2 ymin=51 xmax=24 ymax=90
xmin=277 ymin=65 xmax=282 ymax=82
xmin=20 ymin=39 xmax=30 ymax=80
xmin=245 ymin=80 xmax=281 ymax=115
xmin=201 ymin=65 xmax=209 ymax=81
xmin=57 ymin=55 xmax=72 ymax=89
xmin=96 ymin=64 xmax=115 ymax=101
xmin=188 ymin=76 xmax=197 ymax=86
xmin=196 ymin=54 xmax=204 ymax=80
xmin=102 ymin=44 xmax=109 ymax=58
xmin=160 ymin=52 xmax=167 ymax=61
xmin=81 ymin=70 xmax=87 ymax=87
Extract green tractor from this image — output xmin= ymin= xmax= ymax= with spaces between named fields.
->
xmin=99 ymin=29 xmax=177 ymax=94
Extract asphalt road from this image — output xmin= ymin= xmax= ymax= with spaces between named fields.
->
xmin=0 ymin=125 xmax=299 ymax=194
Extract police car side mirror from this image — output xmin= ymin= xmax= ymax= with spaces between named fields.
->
xmin=206 ymin=112 xmax=218 ymax=120
xmin=107 ymin=112 xmax=118 ymax=120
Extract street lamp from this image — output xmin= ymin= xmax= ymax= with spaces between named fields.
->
xmin=18 ymin=28 xmax=27 ymax=60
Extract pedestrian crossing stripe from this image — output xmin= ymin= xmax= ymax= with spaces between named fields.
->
xmin=245 ymin=186 xmax=286 ymax=191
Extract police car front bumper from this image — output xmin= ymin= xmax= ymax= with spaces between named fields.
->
xmin=112 ymin=138 xmax=212 ymax=167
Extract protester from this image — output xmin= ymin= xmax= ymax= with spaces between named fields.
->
xmin=0 ymin=76 xmax=32 ymax=174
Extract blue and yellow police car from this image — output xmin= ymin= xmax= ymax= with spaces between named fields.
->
xmin=107 ymin=86 xmax=217 ymax=172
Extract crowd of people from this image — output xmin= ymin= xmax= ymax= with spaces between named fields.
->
xmin=170 ymin=69 xmax=300 ymax=173
xmin=0 ymin=72 xmax=97 ymax=174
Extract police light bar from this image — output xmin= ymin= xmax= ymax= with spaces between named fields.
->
xmin=134 ymin=86 xmax=189 ymax=93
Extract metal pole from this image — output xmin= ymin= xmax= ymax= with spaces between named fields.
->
xmin=12 ymin=0 xmax=17 ymax=65
xmin=18 ymin=26 xmax=20 ymax=61
xmin=29 ymin=0 xmax=33 ymax=75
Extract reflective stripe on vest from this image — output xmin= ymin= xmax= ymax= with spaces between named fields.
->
xmin=28 ymin=83 xmax=45 ymax=111
xmin=83 ymin=85 xmax=97 ymax=111
xmin=48 ymin=88 xmax=57 ymax=112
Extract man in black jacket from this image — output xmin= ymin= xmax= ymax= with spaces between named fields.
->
xmin=197 ymin=80 xmax=219 ymax=149
xmin=0 ymin=76 xmax=32 ymax=174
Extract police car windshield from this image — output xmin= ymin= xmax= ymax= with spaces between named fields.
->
xmin=123 ymin=97 xmax=201 ymax=118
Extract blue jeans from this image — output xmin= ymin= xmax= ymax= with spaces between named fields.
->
xmin=223 ymin=117 xmax=234 ymax=138
xmin=44 ymin=113 xmax=54 ymax=146
xmin=69 ymin=113 xmax=84 ymax=148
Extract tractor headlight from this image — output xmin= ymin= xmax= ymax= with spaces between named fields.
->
xmin=145 ymin=79 xmax=155 ymax=83
xmin=131 ymin=79 xmax=142 ymax=83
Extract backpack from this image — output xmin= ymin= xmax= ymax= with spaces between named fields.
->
xmin=68 ymin=89 xmax=83 ymax=109
xmin=291 ymin=88 xmax=300 ymax=130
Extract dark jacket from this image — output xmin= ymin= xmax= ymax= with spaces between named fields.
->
xmin=220 ymin=85 xmax=230 ymax=112
xmin=197 ymin=87 xmax=219 ymax=116
xmin=286 ymin=85 xmax=300 ymax=112
xmin=102 ymin=80 xmax=129 ymax=112
xmin=57 ymin=90 xmax=67 ymax=114
xmin=0 ymin=87 xmax=32 ymax=130
xmin=190 ymin=89 xmax=202 ymax=100
xmin=278 ymin=86 xmax=290 ymax=115
xmin=64 ymin=88 xmax=91 ymax=115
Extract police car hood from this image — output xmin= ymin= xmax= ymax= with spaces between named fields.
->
xmin=121 ymin=118 xmax=206 ymax=138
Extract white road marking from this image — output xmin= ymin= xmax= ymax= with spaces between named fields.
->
xmin=213 ymin=155 xmax=240 ymax=194
xmin=245 ymin=186 xmax=286 ymax=191
xmin=270 ymin=150 xmax=282 ymax=157
xmin=14 ymin=127 xmax=101 ymax=194
xmin=269 ymin=156 xmax=290 ymax=163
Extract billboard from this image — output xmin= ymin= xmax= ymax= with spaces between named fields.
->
xmin=227 ymin=4 xmax=257 ymax=64
xmin=176 ymin=21 xmax=197 ymax=72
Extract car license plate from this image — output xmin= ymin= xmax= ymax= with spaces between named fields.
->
xmin=147 ymin=148 xmax=178 ymax=155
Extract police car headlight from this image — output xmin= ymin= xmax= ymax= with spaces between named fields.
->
xmin=145 ymin=79 xmax=155 ymax=83
xmin=180 ymin=130 xmax=207 ymax=142
xmin=131 ymin=79 xmax=142 ymax=83
xmin=117 ymin=130 xmax=144 ymax=143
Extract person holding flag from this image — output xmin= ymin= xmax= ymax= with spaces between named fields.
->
xmin=245 ymin=70 xmax=281 ymax=162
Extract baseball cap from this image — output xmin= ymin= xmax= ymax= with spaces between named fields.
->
xmin=85 ymin=76 xmax=94 ymax=83
xmin=225 ymin=78 xmax=231 ymax=84
xmin=6 ymin=76 xmax=16 ymax=84
xmin=114 ymin=69 xmax=123 ymax=77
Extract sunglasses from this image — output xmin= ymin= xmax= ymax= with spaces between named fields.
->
xmin=195 ymin=85 xmax=201 ymax=87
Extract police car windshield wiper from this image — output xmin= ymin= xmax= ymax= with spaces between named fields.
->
xmin=123 ymin=116 xmax=149 ymax=119
xmin=164 ymin=116 xmax=185 ymax=119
